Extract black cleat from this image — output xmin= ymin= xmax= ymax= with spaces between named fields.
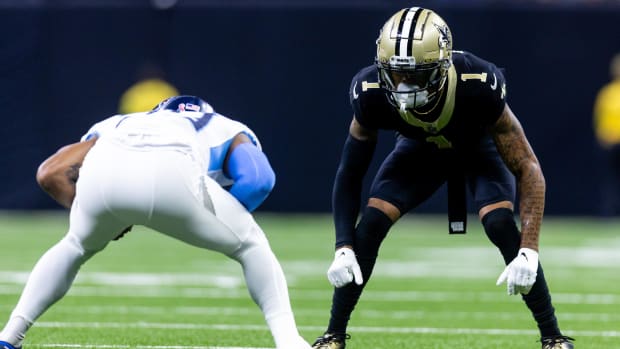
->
xmin=541 ymin=335 xmax=575 ymax=349
xmin=311 ymin=333 xmax=351 ymax=349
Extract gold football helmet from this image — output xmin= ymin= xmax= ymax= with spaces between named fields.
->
xmin=376 ymin=7 xmax=452 ymax=113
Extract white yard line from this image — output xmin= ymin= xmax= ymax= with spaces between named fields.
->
xmin=1 ymin=283 xmax=617 ymax=305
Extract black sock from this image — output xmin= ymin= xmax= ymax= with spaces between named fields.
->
xmin=327 ymin=206 xmax=393 ymax=334
xmin=482 ymin=208 xmax=561 ymax=338
xmin=523 ymin=267 xmax=561 ymax=338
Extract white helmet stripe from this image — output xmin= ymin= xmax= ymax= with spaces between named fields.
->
xmin=398 ymin=7 xmax=419 ymax=57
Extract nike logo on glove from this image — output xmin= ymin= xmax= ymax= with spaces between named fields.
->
xmin=520 ymin=252 xmax=528 ymax=261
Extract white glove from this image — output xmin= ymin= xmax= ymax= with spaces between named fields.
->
xmin=327 ymin=247 xmax=363 ymax=288
xmin=496 ymin=247 xmax=539 ymax=295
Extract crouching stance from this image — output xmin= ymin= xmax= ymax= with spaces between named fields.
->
xmin=0 ymin=96 xmax=311 ymax=349
xmin=312 ymin=7 xmax=573 ymax=349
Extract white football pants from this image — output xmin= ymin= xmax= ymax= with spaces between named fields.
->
xmin=3 ymin=138 xmax=310 ymax=349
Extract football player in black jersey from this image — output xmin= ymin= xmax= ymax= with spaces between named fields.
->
xmin=311 ymin=7 xmax=574 ymax=349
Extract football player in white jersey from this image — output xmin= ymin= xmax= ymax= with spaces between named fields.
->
xmin=0 ymin=95 xmax=312 ymax=349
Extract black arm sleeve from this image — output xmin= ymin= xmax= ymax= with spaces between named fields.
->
xmin=332 ymin=134 xmax=376 ymax=248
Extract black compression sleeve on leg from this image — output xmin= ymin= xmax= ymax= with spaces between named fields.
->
xmin=481 ymin=207 xmax=520 ymax=263
xmin=354 ymin=206 xmax=392 ymax=280
xmin=332 ymin=135 xmax=376 ymax=248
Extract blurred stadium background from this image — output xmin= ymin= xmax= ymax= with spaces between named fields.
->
xmin=1 ymin=0 xmax=620 ymax=215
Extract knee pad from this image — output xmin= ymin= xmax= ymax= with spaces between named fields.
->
xmin=481 ymin=207 xmax=521 ymax=263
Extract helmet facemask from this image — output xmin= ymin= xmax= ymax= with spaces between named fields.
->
xmin=378 ymin=57 xmax=450 ymax=112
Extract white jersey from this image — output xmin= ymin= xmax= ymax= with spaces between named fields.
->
xmin=81 ymin=107 xmax=261 ymax=187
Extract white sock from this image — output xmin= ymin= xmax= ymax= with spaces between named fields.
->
xmin=0 ymin=315 xmax=30 ymax=347
xmin=232 ymin=239 xmax=310 ymax=349
xmin=266 ymin=313 xmax=312 ymax=349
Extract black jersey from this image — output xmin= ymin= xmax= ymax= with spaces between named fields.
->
xmin=350 ymin=51 xmax=506 ymax=149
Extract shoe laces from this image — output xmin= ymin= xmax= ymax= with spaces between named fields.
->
xmin=541 ymin=335 xmax=575 ymax=348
